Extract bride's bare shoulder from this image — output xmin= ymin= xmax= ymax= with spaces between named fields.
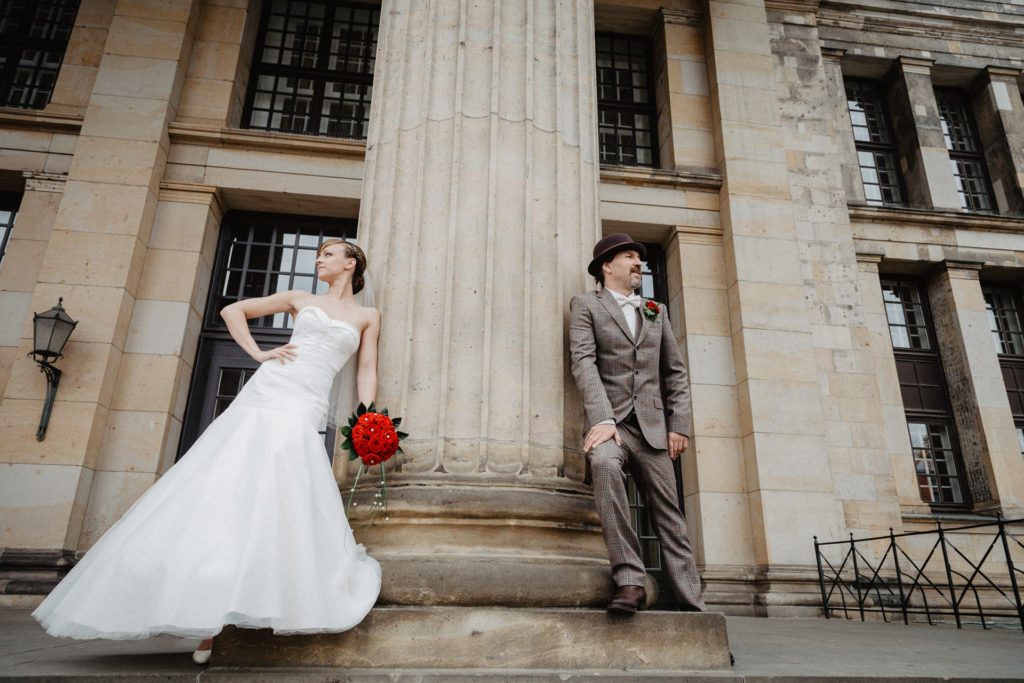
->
xmin=359 ymin=305 xmax=381 ymax=327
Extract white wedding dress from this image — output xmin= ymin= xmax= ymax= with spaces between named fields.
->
xmin=33 ymin=305 xmax=381 ymax=639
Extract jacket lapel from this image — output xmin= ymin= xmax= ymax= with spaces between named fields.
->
xmin=635 ymin=306 xmax=652 ymax=346
xmin=597 ymin=289 xmax=634 ymax=342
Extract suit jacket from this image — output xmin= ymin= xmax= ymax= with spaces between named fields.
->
xmin=569 ymin=288 xmax=692 ymax=450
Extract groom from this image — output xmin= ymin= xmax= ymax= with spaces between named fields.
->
xmin=569 ymin=233 xmax=706 ymax=615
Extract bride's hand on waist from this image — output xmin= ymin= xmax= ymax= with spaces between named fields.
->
xmin=254 ymin=344 xmax=298 ymax=364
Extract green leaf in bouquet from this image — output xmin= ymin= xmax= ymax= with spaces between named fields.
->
xmin=391 ymin=417 xmax=402 ymax=427
xmin=396 ymin=431 xmax=408 ymax=439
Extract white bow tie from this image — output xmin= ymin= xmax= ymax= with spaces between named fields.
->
xmin=611 ymin=291 xmax=642 ymax=308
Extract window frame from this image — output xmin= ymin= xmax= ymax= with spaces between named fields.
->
xmin=844 ymin=77 xmax=907 ymax=207
xmin=881 ymin=276 xmax=970 ymax=509
xmin=595 ymin=31 xmax=659 ymax=169
xmin=934 ymin=87 xmax=997 ymax=214
xmin=241 ymin=0 xmax=379 ymax=140
xmin=0 ymin=0 xmax=79 ymax=110
xmin=984 ymin=284 xmax=1024 ymax=460
xmin=0 ymin=192 xmax=20 ymax=271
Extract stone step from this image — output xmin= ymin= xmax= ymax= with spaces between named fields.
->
xmin=212 ymin=606 xmax=731 ymax=671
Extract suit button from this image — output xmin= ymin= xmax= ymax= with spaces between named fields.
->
xmin=633 ymin=395 xmax=638 ymax=401
xmin=634 ymin=369 xmax=639 ymax=375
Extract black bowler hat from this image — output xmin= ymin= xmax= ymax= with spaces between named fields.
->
xmin=587 ymin=233 xmax=646 ymax=277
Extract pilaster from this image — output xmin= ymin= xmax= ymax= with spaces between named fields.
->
xmin=0 ymin=0 xmax=201 ymax=552
xmin=885 ymin=57 xmax=961 ymax=211
xmin=855 ymin=253 xmax=926 ymax=516
xmin=971 ymin=66 xmax=1024 ymax=215
xmin=653 ymin=7 xmax=716 ymax=173
xmin=820 ymin=48 xmax=865 ymax=206
xmin=927 ymin=261 xmax=1024 ymax=517
xmin=78 ymin=181 xmax=224 ymax=548
xmin=667 ymin=225 xmax=756 ymax=576
xmin=706 ymin=0 xmax=845 ymax=568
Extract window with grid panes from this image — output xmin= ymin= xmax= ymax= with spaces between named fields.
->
xmin=882 ymin=279 xmax=967 ymax=506
xmin=983 ymin=285 xmax=1024 ymax=459
xmin=243 ymin=0 xmax=378 ymax=139
xmin=845 ymin=79 xmax=905 ymax=206
xmin=210 ymin=213 xmax=357 ymax=329
xmin=934 ymin=88 xmax=995 ymax=213
xmin=596 ymin=34 xmax=658 ymax=168
xmin=0 ymin=0 xmax=79 ymax=109
xmin=0 ymin=192 xmax=19 ymax=271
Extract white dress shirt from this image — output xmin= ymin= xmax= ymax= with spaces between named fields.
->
xmin=608 ymin=288 xmax=643 ymax=337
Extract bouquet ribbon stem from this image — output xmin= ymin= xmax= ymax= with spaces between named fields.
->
xmin=345 ymin=462 xmax=365 ymax=519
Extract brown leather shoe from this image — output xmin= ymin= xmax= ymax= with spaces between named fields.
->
xmin=607 ymin=584 xmax=646 ymax=615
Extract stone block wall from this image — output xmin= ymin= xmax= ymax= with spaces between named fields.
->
xmin=767 ymin=6 xmax=901 ymax=540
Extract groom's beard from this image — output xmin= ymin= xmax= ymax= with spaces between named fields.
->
xmin=628 ymin=272 xmax=642 ymax=290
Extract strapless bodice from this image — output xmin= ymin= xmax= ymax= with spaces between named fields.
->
xmin=228 ymin=306 xmax=361 ymax=423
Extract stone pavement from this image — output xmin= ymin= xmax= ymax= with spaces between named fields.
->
xmin=1 ymin=608 xmax=1022 ymax=681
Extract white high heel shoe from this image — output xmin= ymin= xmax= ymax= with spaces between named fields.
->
xmin=192 ymin=643 xmax=212 ymax=665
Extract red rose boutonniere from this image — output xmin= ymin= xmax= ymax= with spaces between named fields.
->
xmin=340 ymin=402 xmax=408 ymax=522
xmin=642 ymin=300 xmax=660 ymax=321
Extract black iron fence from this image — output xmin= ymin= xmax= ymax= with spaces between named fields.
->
xmin=814 ymin=516 xmax=1024 ymax=632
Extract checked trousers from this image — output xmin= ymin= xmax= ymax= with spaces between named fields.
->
xmin=588 ymin=414 xmax=706 ymax=611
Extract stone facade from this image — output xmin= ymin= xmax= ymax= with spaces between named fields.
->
xmin=1 ymin=0 xmax=1023 ymax=618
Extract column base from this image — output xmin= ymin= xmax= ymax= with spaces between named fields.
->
xmin=350 ymin=482 xmax=616 ymax=608
xmin=212 ymin=606 xmax=731 ymax=671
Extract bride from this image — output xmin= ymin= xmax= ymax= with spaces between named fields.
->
xmin=32 ymin=238 xmax=382 ymax=663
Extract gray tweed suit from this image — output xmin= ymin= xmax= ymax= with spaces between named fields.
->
xmin=569 ymin=288 xmax=705 ymax=611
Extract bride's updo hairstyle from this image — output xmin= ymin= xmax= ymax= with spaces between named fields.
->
xmin=317 ymin=238 xmax=367 ymax=294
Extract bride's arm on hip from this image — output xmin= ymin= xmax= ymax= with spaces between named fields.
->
xmin=220 ymin=290 xmax=304 ymax=364
xmin=355 ymin=308 xmax=381 ymax=406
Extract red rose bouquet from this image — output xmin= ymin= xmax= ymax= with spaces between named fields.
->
xmin=339 ymin=402 xmax=407 ymax=521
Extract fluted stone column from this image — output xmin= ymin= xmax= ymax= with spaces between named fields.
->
xmin=354 ymin=1 xmax=609 ymax=607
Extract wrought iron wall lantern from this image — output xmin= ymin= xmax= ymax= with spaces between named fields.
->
xmin=28 ymin=298 xmax=77 ymax=441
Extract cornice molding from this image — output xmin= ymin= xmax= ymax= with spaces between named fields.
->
xmin=937 ymin=259 xmax=984 ymax=279
xmin=896 ymin=55 xmax=935 ymax=75
xmin=985 ymin=65 xmax=1023 ymax=80
xmin=158 ymin=180 xmax=226 ymax=219
xmin=660 ymin=8 xmax=702 ymax=28
xmin=599 ymin=165 xmax=723 ymax=191
xmin=22 ymin=171 xmax=67 ymax=193
xmin=854 ymin=252 xmax=884 ymax=265
xmin=0 ymin=108 xmax=83 ymax=134
xmin=818 ymin=1 xmax=1024 ymax=51
xmin=765 ymin=0 xmax=821 ymax=14
xmin=167 ymin=122 xmax=367 ymax=159
xmin=673 ymin=224 xmax=723 ymax=246
xmin=849 ymin=204 xmax=1024 ymax=234
xmin=820 ymin=47 xmax=845 ymax=61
